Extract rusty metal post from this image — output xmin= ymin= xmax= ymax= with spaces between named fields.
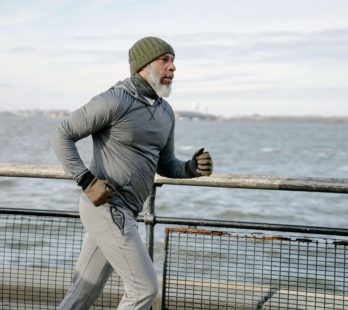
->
xmin=144 ymin=185 xmax=157 ymax=261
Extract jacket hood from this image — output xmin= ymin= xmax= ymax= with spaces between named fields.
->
xmin=114 ymin=77 xmax=137 ymax=96
xmin=114 ymin=77 xmax=162 ymax=106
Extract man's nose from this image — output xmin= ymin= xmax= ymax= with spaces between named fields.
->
xmin=169 ymin=62 xmax=176 ymax=72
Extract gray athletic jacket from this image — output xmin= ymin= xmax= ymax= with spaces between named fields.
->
xmin=50 ymin=77 xmax=190 ymax=215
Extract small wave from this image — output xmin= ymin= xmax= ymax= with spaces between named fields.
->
xmin=261 ymin=147 xmax=277 ymax=153
xmin=339 ymin=165 xmax=348 ymax=172
xmin=0 ymin=179 xmax=16 ymax=188
xmin=179 ymin=145 xmax=194 ymax=151
xmin=317 ymin=152 xmax=328 ymax=158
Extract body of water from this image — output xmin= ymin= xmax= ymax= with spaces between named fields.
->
xmin=1 ymin=112 xmax=348 ymax=274
xmin=0 ymin=112 xmax=347 ymax=228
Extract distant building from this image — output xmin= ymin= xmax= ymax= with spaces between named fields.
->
xmin=174 ymin=110 xmax=220 ymax=121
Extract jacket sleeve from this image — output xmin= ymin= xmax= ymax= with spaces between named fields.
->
xmin=50 ymin=91 xmax=117 ymax=183
xmin=156 ymin=120 xmax=191 ymax=179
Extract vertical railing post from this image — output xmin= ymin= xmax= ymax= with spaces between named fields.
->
xmin=145 ymin=185 xmax=157 ymax=261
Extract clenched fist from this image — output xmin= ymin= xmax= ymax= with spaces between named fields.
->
xmin=186 ymin=148 xmax=213 ymax=177
xmin=84 ymin=177 xmax=117 ymax=207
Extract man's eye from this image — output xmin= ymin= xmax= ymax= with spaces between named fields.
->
xmin=158 ymin=56 xmax=174 ymax=64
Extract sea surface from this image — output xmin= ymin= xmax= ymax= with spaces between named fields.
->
xmin=0 ymin=112 xmax=348 ymax=272
xmin=1 ymin=112 xmax=347 ymax=227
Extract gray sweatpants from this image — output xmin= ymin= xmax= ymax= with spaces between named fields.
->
xmin=58 ymin=194 xmax=158 ymax=309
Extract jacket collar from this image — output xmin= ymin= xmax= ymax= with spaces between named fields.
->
xmin=114 ymin=78 xmax=163 ymax=106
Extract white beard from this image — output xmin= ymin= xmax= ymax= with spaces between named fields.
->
xmin=144 ymin=63 xmax=172 ymax=98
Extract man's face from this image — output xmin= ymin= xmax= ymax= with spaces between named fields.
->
xmin=140 ymin=53 xmax=176 ymax=98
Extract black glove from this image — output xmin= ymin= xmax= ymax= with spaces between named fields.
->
xmin=78 ymin=171 xmax=117 ymax=207
xmin=186 ymin=148 xmax=213 ymax=177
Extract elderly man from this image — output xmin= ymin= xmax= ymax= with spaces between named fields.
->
xmin=51 ymin=36 xmax=213 ymax=309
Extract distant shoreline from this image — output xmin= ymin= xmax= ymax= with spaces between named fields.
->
xmin=1 ymin=110 xmax=348 ymax=123
xmin=175 ymin=111 xmax=348 ymax=123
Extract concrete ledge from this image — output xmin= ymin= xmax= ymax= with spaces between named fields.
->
xmin=2 ymin=266 xmax=347 ymax=309
xmin=262 ymin=289 xmax=348 ymax=310
xmin=0 ymin=267 xmax=162 ymax=309
xmin=163 ymin=278 xmax=272 ymax=309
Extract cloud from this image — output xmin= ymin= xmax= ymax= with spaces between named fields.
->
xmin=0 ymin=83 xmax=15 ymax=89
xmin=2 ymin=45 xmax=125 ymax=65
xmin=10 ymin=47 xmax=37 ymax=54
xmin=0 ymin=0 xmax=347 ymax=116
xmin=0 ymin=10 xmax=41 ymax=28
xmin=49 ymin=49 xmax=125 ymax=65
xmin=3 ymin=27 xmax=348 ymax=67
xmin=172 ymin=28 xmax=348 ymax=64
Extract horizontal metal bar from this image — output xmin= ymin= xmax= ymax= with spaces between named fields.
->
xmin=0 ymin=164 xmax=69 ymax=179
xmin=1 ymin=208 xmax=347 ymax=237
xmin=0 ymin=207 xmax=80 ymax=218
xmin=154 ymin=216 xmax=348 ymax=237
xmin=1 ymin=164 xmax=348 ymax=193
xmin=156 ymin=174 xmax=348 ymax=193
xmin=0 ymin=207 xmax=146 ymax=221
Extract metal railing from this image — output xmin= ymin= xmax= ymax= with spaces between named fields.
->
xmin=162 ymin=227 xmax=348 ymax=309
xmin=2 ymin=164 xmax=348 ymax=258
xmin=1 ymin=164 xmax=348 ymax=309
xmin=0 ymin=209 xmax=124 ymax=309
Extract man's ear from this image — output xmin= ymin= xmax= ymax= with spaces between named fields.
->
xmin=138 ymin=68 xmax=146 ymax=80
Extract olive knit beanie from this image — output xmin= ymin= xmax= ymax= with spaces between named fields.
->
xmin=128 ymin=37 xmax=175 ymax=75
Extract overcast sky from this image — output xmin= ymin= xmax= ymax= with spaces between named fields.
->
xmin=1 ymin=0 xmax=348 ymax=116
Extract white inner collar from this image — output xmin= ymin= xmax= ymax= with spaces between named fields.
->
xmin=145 ymin=97 xmax=156 ymax=105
